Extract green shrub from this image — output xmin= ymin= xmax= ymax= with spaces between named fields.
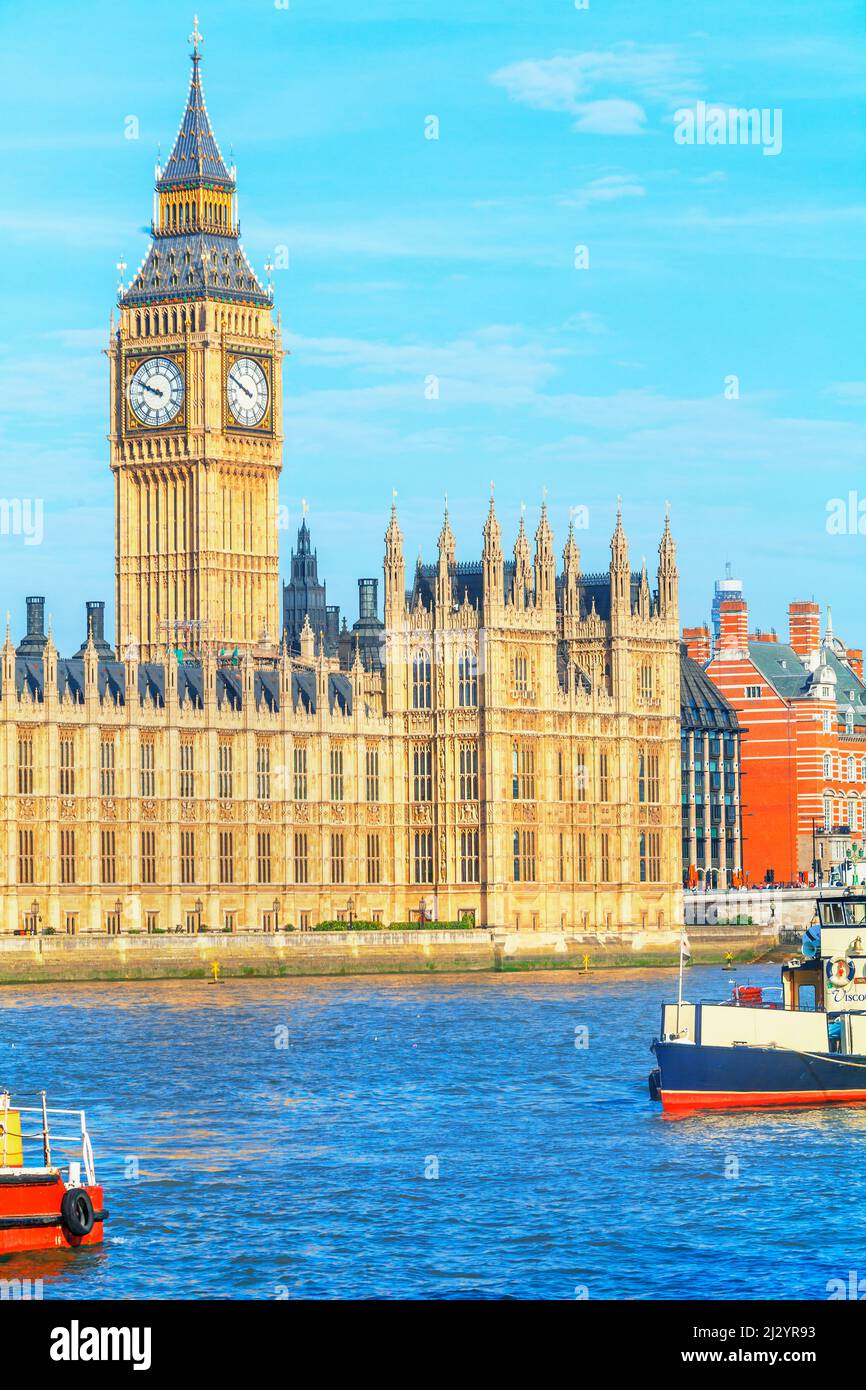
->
xmin=313 ymin=919 xmax=381 ymax=932
xmin=388 ymin=919 xmax=476 ymax=931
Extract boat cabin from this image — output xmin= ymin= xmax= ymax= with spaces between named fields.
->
xmin=660 ymin=894 xmax=866 ymax=1057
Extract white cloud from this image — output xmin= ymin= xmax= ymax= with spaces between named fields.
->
xmin=491 ymin=44 xmax=700 ymax=135
xmin=560 ymin=173 xmax=647 ymax=208
xmin=570 ymin=100 xmax=648 ymax=136
xmin=825 ymin=382 xmax=866 ymax=405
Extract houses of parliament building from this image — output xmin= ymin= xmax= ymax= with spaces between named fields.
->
xmin=0 ymin=35 xmax=683 ymax=935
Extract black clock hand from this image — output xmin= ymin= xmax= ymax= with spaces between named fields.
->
xmin=230 ymin=373 xmax=253 ymax=399
xmin=142 ymin=382 xmax=166 ymax=398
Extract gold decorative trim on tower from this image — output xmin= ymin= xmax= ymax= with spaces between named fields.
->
xmin=109 ymin=29 xmax=282 ymax=661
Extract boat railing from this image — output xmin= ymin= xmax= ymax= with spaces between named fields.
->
xmin=0 ymin=1090 xmax=96 ymax=1186
xmin=712 ymin=986 xmax=785 ymax=1009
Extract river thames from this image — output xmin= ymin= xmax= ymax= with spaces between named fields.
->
xmin=0 ymin=963 xmax=859 ymax=1300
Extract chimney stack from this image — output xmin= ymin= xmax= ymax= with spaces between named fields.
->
xmin=847 ymin=648 xmax=864 ymax=681
xmin=682 ymin=625 xmax=711 ymax=663
xmin=717 ymin=599 xmax=749 ymax=656
xmin=16 ymin=596 xmax=47 ymax=659
xmin=358 ymin=578 xmax=378 ymax=623
xmin=73 ymin=600 xmax=113 ymax=661
xmin=86 ymin=600 xmax=105 ymax=644
xmin=788 ymin=601 xmax=820 ymax=660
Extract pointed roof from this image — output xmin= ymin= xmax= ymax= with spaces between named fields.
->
xmin=610 ymin=499 xmax=629 ymax=568
xmin=658 ymin=505 xmax=677 ymax=570
xmin=562 ymin=518 xmax=580 ymax=572
xmin=438 ymin=496 xmax=456 ymax=567
xmin=121 ymin=35 xmax=270 ymax=309
xmin=385 ymin=497 xmax=404 ymax=553
xmin=514 ymin=511 xmax=530 ymax=563
xmin=483 ymin=487 xmax=501 ymax=549
xmin=160 ymin=50 xmax=233 ymax=190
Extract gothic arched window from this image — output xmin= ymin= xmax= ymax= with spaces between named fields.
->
xmin=412 ymin=651 xmax=432 ymax=710
xmin=458 ymin=649 xmax=477 ymax=707
xmin=513 ymin=650 xmax=529 ymax=696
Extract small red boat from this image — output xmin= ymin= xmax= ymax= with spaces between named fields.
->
xmin=0 ymin=1090 xmax=106 ymax=1254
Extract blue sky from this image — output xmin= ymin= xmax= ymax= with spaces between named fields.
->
xmin=1 ymin=0 xmax=865 ymax=651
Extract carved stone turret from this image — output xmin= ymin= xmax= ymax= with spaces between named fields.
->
xmin=384 ymin=501 xmax=406 ymax=625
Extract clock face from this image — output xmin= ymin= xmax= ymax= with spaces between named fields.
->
xmin=226 ymin=356 xmax=269 ymax=427
xmin=128 ymin=357 xmax=184 ymax=427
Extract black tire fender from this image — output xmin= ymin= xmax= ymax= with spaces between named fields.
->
xmin=61 ymin=1187 xmax=95 ymax=1237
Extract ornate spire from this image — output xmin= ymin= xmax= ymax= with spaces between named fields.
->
xmin=436 ymin=496 xmax=455 ymax=612
xmin=638 ymin=557 xmax=651 ymax=619
xmin=438 ymin=496 xmax=456 ymax=570
xmin=299 ymin=613 xmax=315 ymax=662
xmin=563 ymin=517 xmax=580 ymax=575
xmin=657 ymin=503 xmax=678 ymax=618
xmin=512 ymin=508 xmax=531 ymax=608
xmin=482 ymin=485 xmax=504 ymax=610
xmin=562 ymin=518 xmax=581 ymax=619
xmin=160 ymin=21 xmax=233 ymax=189
xmin=534 ymin=498 xmax=556 ymax=609
xmin=122 ymin=27 xmax=268 ymax=307
xmin=609 ymin=499 xmax=630 ymax=616
xmin=483 ymin=483 xmax=501 ymax=548
xmin=611 ymin=499 xmax=628 ymax=569
xmin=384 ymin=495 xmax=406 ymax=624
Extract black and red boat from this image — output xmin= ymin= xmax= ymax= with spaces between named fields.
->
xmin=0 ymin=1090 xmax=106 ymax=1254
xmin=650 ymin=892 xmax=866 ymax=1113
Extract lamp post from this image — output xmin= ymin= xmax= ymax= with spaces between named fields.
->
xmin=272 ymin=897 xmax=280 ymax=933
xmin=30 ymin=899 xmax=39 ymax=936
xmin=114 ymin=897 xmax=122 ymax=936
xmin=419 ymin=896 xmax=427 ymax=925
xmin=195 ymin=898 xmax=203 ymax=934
xmin=346 ymin=896 xmax=355 ymax=928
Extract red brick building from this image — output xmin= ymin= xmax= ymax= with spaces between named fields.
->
xmin=685 ymin=600 xmax=866 ymax=885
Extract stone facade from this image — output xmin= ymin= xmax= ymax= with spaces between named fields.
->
xmin=0 ymin=496 xmax=682 ymax=934
xmin=0 ymin=39 xmax=683 ymax=936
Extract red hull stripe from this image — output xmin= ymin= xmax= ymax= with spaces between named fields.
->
xmin=661 ymin=1088 xmax=866 ymax=1111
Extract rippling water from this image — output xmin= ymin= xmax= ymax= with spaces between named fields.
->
xmin=0 ymin=963 xmax=859 ymax=1299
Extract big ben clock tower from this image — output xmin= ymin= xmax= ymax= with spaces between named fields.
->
xmin=109 ymin=19 xmax=282 ymax=660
